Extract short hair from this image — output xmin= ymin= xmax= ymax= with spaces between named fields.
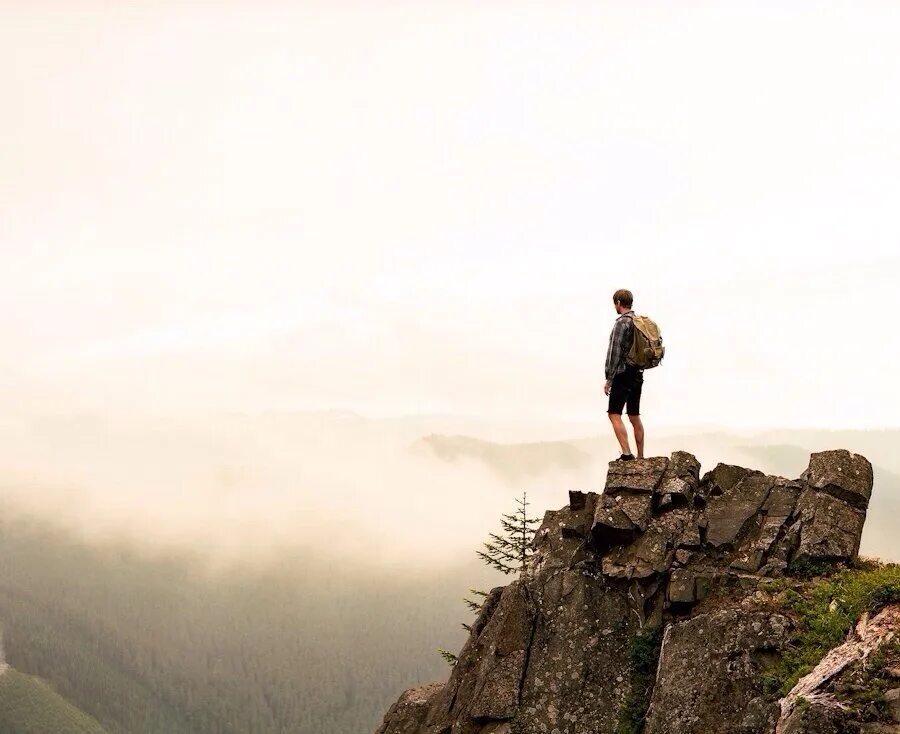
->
xmin=613 ymin=289 xmax=633 ymax=308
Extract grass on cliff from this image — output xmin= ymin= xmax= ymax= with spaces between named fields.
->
xmin=615 ymin=625 xmax=663 ymax=734
xmin=763 ymin=560 xmax=900 ymax=696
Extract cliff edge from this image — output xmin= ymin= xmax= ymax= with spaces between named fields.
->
xmin=376 ymin=449 xmax=900 ymax=734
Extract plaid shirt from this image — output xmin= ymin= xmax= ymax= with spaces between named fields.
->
xmin=605 ymin=310 xmax=635 ymax=381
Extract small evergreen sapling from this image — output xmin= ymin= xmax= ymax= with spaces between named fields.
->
xmin=437 ymin=648 xmax=458 ymax=666
xmin=462 ymin=589 xmax=490 ymax=632
xmin=477 ymin=492 xmax=541 ymax=575
xmin=438 ymin=493 xmax=541 ymax=667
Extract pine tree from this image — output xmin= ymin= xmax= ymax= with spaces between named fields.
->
xmin=437 ymin=493 xmax=541 ymax=667
xmin=463 ymin=588 xmax=489 ymax=614
xmin=476 ymin=492 xmax=541 ymax=575
xmin=437 ymin=648 xmax=458 ymax=666
xmin=461 ymin=589 xmax=490 ymax=633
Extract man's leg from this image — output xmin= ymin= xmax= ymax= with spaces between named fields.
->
xmin=608 ymin=413 xmax=633 ymax=456
xmin=624 ymin=369 xmax=645 ymax=458
xmin=628 ymin=415 xmax=644 ymax=459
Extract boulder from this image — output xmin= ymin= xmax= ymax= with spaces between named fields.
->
xmin=375 ymin=683 xmax=443 ymax=734
xmin=515 ymin=570 xmax=639 ymax=734
xmin=793 ymin=487 xmax=867 ymax=563
xmin=602 ymin=524 xmax=676 ymax=579
xmin=776 ymin=696 xmax=859 ymax=734
xmin=705 ymin=472 xmax=774 ymax=548
xmin=885 ymin=687 xmax=900 ymax=722
xmin=785 ymin=450 xmax=874 ymax=565
xmin=530 ymin=492 xmax=599 ymax=574
xmin=600 ymin=502 xmax=696 ymax=580
xmin=644 ymin=610 xmax=793 ymax=734
xmin=730 ymin=480 xmax=802 ymax=573
xmin=467 ymin=583 xmax=532 ymax=720
xmin=802 ymin=449 xmax=874 ymax=510
xmin=667 ymin=568 xmax=695 ymax=603
xmin=424 ymin=581 xmax=535 ymax=731
xmin=604 ymin=456 xmax=669 ymax=495
xmin=593 ymin=493 xmax=653 ymax=537
xmin=658 ymin=450 xmax=701 ymax=506
xmin=696 ymin=462 xmax=754 ymax=506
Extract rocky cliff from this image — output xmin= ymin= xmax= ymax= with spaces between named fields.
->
xmin=376 ymin=449 xmax=900 ymax=734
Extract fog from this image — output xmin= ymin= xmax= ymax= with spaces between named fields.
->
xmin=2 ymin=2 xmax=900 ymax=431
xmin=0 ymin=406 xmax=897 ymax=568
xmin=2 ymin=2 xmax=900 ymax=568
xmin=0 ymin=408 xmax=596 ymax=565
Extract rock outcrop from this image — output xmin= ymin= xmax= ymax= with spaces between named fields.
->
xmin=376 ymin=449 xmax=898 ymax=734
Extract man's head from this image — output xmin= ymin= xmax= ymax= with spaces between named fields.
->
xmin=613 ymin=289 xmax=633 ymax=314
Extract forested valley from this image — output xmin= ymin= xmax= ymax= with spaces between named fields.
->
xmin=0 ymin=507 xmax=495 ymax=733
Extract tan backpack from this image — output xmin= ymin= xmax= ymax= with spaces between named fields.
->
xmin=626 ymin=314 xmax=665 ymax=369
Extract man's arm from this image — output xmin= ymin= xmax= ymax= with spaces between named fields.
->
xmin=605 ymin=317 xmax=629 ymax=384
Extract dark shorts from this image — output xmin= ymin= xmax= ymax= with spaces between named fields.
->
xmin=608 ymin=365 xmax=644 ymax=416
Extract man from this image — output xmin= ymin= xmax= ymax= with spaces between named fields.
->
xmin=604 ymin=288 xmax=645 ymax=460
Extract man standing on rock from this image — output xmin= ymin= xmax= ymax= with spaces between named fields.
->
xmin=604 ymin=288 xmax=644 ymax=461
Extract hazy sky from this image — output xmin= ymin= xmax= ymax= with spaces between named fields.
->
xmin=3 ymin=2 xmax=899 ymax=429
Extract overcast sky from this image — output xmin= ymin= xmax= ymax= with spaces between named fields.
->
xmin=3 ymin=2 xmax=899 ymax=430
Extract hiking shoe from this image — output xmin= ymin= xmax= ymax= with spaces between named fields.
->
xmin=618 ymin=453 xmax=635 ymax=461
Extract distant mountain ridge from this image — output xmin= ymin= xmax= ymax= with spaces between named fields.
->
xmin=412 ymin=434 xmax=592 ymax=481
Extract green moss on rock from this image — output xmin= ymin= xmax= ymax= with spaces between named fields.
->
xmin=764 ymin=562 xmax=900 ymax=696
xmin=616 ymin=625 xmax=663 ymax=734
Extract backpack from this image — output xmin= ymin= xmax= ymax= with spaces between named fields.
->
xmin=626 ymin=314 xmax=665 ymax=369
